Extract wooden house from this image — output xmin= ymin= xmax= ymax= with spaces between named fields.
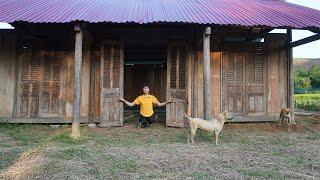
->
xmin=0 ymin=0 xmax=319 ymax=127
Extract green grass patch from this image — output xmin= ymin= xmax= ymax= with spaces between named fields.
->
xmin=191 ymin=172 xmax=211 ymax=179
xmin=237 ymin=167 xmax=285 ymax=179
xmin=0 ymin=124 xmax=50 ymax=145
xmin=52 ymin=132 xmax=87 ymax=145
xmin=52 ymin=147 xmax=90 ymax=160
xmin=269 ymin=137 xmax=295 ymax=147
xmin=295 ymin=94 xmax=320 ymax=111
xmin=288 ymin=154 xmax=313 ymax=168
xmin=306 ymin=132 xmax=320 ymax=140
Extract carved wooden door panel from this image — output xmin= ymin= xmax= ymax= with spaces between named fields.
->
xmin=224 ymin=46 xmax=245 ymax=115
xmin=166 ymin=43 xmax=187 ymax=127
xmin=18 ymin=40 xmax=41 ymax=117
xmin=245 ymin=44 xmax=266 ymax=116
xmin=39 ymin=49 xmax=64 ymax=116
xmin=100 ymin=41 xmax=124 ymax=127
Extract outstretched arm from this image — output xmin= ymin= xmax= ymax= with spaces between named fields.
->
xmin=118 ymin=97 xmax=136 ymax=107
xmin=156 ymin=97 xmax=173 ymax=107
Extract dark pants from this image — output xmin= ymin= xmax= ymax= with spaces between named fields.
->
xmin=138 ymin=114 xmax=155 ymax=127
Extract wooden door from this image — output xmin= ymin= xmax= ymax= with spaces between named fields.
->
xmin=224 ymin=46 xmax=245 ymax=115
xmin=166 ymin=43 xmax=187 ymax=127
xmin=100 ymin=41 xmax=124 ymax=127
xmin=39 ymin=49 xmax=64 ymax=117
xmin=18 ymin=40 xmax=41 ymax=117
xmin=245 ymin=44 xmax=266 ymax=116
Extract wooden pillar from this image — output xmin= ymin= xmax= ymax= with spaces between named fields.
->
xmin=72 ymin=24 xmax=83 ymax=138
xmin=287 ymin=29 xmax=295 ymax=122
xmin=203 ymin=27 xmax=211 ymax=120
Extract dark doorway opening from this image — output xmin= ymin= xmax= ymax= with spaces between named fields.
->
xmin=124 ymin=46 xmax=167 ymax=125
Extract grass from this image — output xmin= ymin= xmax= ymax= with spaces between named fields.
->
xmin=0 ymin=121 xmax=319 ymax=179
xmin=295 ymin=94 xmax=320 ymax=111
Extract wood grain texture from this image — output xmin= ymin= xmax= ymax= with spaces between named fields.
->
xmin=166 ymin=42 xmax=188 ymax=127
xmin=0 ymin=32 xmax=16 ymax=117
xmin=265 ymin=35 xmax=288 ymax=115
xmin=72 ymin=26 xmax=83 ymax=134
xmin=80 ymin=38 xmax=91 ymax=117
xmin=100 ymin=40 xmax=123 ymax=127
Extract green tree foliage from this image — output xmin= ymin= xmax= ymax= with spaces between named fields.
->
xmin=294 ymin=64 xmax=320 ymax=94
xmin=294 ymin=75 xmax=311 ymax=93
xmin=309 ymin=64 xmax=320 ymax=88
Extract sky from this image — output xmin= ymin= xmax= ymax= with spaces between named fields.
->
xmin=0 ymin=0 xmax=319 ymax=58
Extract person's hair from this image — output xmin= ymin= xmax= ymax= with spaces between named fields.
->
xmin=143 ymin=84 xmax=149 ymax=88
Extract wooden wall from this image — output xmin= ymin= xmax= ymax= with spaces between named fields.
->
xmin=266 ymin=34 xmax=288 ymax=115
xmin=0 ymin=34 xmax=93 ymax=120
xmin=193 ymin=34 xmax=288 ymax=120
xmin=194 ymin=50 xmax=221 ymax=118
xmin=0 ymin=32 xmax=16 ymax=117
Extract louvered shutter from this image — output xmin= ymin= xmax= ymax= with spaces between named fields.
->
xmin=18 ymin=41 xmax=41 ymax=117
xmin=166 ymin=43 xmax=187 ymax=127
xmin=224 ymin=46 xmax=245 ymax=115
xmin=100 ymin=41 xmax=123 ymax=127
xmin=40 ymin=49 xmax=64 ymax=116
xmin=246 ymin=44 xmax=265 ymax=116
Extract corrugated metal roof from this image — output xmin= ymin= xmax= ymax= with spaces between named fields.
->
xmin=0 ymin=0 xmax=320 ymax=29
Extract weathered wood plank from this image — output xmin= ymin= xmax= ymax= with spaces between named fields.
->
xmin=211 ymin=52 xmax=221 ymax=115
xmin=0 ymin=32 xmax=16 ymax=117
xmin=81 ymin=37 xmax=91 ymax=117
xmin=166 ymin=42 xmax=187 ymax=127
xmin=99 ymin=40 xmax=124 ymax=127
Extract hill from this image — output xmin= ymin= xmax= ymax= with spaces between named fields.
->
xmin=294 ymin=58 xmax=320 ymax=71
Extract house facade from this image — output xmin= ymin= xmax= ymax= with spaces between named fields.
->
xmin=0 ymin=0 xmax=319 ymax=127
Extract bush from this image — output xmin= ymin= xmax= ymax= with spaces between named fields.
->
xmin=294 ymin=94 xmax=320 ymax=111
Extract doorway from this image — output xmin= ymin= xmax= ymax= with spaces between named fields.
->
xmin=123 ymin=46 xmax=167 ymax=125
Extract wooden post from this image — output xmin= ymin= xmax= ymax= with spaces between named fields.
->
xmin=72 ymin=24 xmax=83 ymax=138
xmin=203 ymin=27 xmax=211 ymax=120
xmin=287 ymin=29 xmax=295 ymax=123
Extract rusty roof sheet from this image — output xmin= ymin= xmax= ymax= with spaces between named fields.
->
xmin=0 ymin=0 xmax=320 ymax=30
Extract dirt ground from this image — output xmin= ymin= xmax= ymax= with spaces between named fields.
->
xmin=0 ymin=116 xmax=320 ymax=179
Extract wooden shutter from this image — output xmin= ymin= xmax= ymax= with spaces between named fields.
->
xmin=100 ymin=41 xmax=123 ymax=127
xmin=39 ymin=49 xmax=64 ymax=116
xmin=18 ymin=41 xmax=41 ymax=117
xmin=224 ymin=46 xmax=245 ymax=115
xmin=246 ymin=44 xmax=265 ymax=116
xmin=166 ymin=43 xmax=187 ymax=127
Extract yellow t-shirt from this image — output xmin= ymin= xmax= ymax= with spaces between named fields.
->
xmin=134 ymin=94 xmax=158 ymax=117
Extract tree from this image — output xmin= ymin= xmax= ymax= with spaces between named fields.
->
xmin=309 ymin=64 xmax=320 ymax=89
xmin=294 ymin=75 xmax=312 ymax=93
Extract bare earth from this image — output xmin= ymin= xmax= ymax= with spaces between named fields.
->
xmin=0 ymin=116 xmax=319 ymax=179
